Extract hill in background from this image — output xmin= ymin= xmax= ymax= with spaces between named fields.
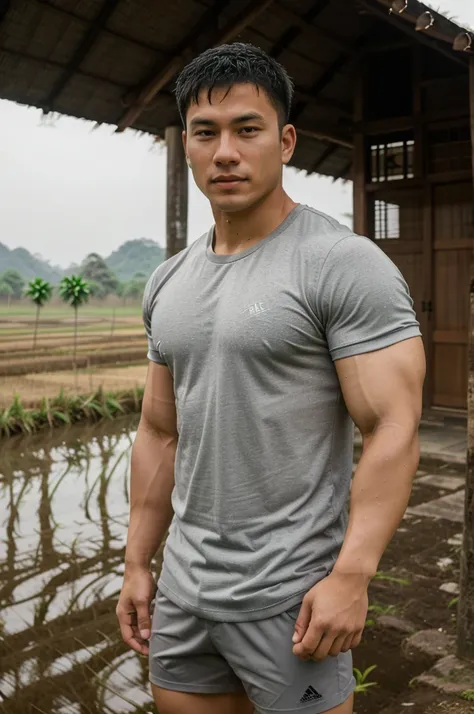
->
xmin=105 ymin=239 xmax=165 ymax=281
xmin=0 ymin=242 xmax=63 ymax=283
xmin=0 ymin=238 xmax=165 ymax=284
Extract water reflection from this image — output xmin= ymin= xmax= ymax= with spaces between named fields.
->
xmin=0 ymin=416 xmax=159 ymax=714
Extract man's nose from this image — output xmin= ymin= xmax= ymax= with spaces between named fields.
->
xmin=213 ymin=134 xmax=240 ymax=164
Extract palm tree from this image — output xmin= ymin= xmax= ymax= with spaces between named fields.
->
xmin=59 ymin=275 xmax=90 ymax=370
xmin=25 ymin=278 xmax=53 ymax=349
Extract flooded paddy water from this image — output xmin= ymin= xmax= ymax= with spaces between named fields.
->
xmin=0 ymin=419 xmax=468 ymax=714
xmin=0 ymin=416 xmax=157 ymax=714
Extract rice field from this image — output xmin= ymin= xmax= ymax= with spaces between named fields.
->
xmin=0 ymin=301 xmax=148 ymax=407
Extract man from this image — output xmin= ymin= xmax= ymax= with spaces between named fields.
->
xmin=117 ymin=42 xmax=425 ymax=714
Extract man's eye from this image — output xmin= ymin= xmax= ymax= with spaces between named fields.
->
xmin=197 ymin=130 xmax=214 ymax=137
xmin=240 ymin=127 xmax=258 ymax=134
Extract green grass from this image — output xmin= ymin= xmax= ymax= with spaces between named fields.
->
xmin=368 ymin=603 xmax=396 ymax=615
xmin=0 ymin=323 xmax=144 ymax=338
xmin=0 ymin=386 xmax=144 ymax=438
xmin=373 ymin=571 xmax=410 ymax=586
xmin=354 ymin=665 xmax=377 ymax=694
xmin=460 ymin=690 xmax=474 ymax=702
xmin=0 ymin=303 xmax=142 ymax=319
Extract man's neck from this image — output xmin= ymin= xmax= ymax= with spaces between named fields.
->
xmin=212 ymin=188 xmax=298 ymax=256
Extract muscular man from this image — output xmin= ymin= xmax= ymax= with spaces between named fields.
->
xmin=117 ymin=42 xmax=425 ymax=714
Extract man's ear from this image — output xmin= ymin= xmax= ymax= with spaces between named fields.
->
xmin=182 ymin=130 xmax=189 ymax=166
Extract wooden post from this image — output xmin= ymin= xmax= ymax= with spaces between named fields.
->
xmin=457 ymin=57 xmax=474 ymax=661
xmin=165 ymin=126 xmax=188 ymax=259
xmin=353 ymin=63 xmax=368 ymax=237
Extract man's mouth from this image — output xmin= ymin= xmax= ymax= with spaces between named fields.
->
xmin=211 ymin=176 xmax=247 ymax=187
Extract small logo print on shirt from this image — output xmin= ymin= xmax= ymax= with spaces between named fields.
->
xmin=299 ymin=685 xmax=322 ymax=703
xmin=245 ymin=301 xmax=267 ymax=317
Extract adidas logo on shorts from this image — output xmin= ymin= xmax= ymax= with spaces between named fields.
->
xmin=300 ymin=685 xmax=322 ymax=703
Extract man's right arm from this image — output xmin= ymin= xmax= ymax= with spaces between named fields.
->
xmin=116 ymin=361 xmax=178 ymax=655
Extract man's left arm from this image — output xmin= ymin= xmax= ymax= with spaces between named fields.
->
xmin=292 ymin=336 xmax=425 ymax=661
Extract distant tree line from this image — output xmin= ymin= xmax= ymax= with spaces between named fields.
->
xmin=0 ymin=252 xmax=149 ymax=304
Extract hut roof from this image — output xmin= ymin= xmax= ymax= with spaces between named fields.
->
xmin=0 ymin=0 xmax=471 ymax=179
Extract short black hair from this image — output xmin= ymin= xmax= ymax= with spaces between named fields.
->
xmin=174 ymin=42 xmax=294 ymax=128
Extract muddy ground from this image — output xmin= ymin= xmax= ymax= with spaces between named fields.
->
xmin=0 ymin=418 xmax=471 ymax=714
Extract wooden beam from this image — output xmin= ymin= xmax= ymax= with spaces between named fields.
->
xmin=297 ymin=125 xmax=353 ymax=148
xmin=166 ymin=126 xmax=188 ymax=259
xmin=375 ymin=0 xmax=473 ymax=52
xmin=1 ymin=46 xmax=129 ymax=92
xmin=457 ymin=53 xmax=474 ymax=662
xmin=272 ymin=2 xmax=350 ymax=53
xmin=293 ymin=88 xmax=351 ymax=117
xmin=0 ymin=0 xmax=10 ymax=23
xmin=359 ymin=0 xmax=467 ymax=68
xmin=310 ymin=143 xmax=339 ymax=173
xmin=291 ymin=28 xmax=374 ymax=123
xmin=357 ymin=109 xmax=470 ymax=134
xmin=116 ymin=0 xmax=275 ymax=133
xmin=333 ymin=158 xmax=353 ymax=182
xmin=43 ymin=0 xmax=120 ymax=112
xmin=270 ymin=0 xmax=332 ymax=59
xmin=33 ymin=0 xmax=166 ymax=56
xmin=352 ymin=61 xmax=368 ymax=234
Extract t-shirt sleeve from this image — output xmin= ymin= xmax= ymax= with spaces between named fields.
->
xmin=142 ymin=275 xmax=167 ymax=365
xmin=316 ymin=234 xmax=421 ymax=361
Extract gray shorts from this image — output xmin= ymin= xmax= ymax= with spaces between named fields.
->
xmin=149 ymin=589 xmax=356 ymax=714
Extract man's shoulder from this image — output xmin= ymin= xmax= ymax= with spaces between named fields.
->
xmin=295 ymin=206 xmax=388 ymax=263
xmin=144 ymin=232 xmax=207 ymax=305
xmin=293 ymin=205 xmax=358 ymax=256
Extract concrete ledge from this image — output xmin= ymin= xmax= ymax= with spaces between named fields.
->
xmin=416 ymin=654 xmax=474 ymax=696
xmin=402 ymin=629 xmax=456 ymax=662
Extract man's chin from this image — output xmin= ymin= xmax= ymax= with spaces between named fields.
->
xmin=212 ymin=196 xmax=257 ymax=214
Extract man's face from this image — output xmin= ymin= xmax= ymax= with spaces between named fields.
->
xmin=184 ymin=83 xmax=296 ymax=213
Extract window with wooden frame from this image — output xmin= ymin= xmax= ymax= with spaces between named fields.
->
xmin=374 ymin=200 xmax=400 ymax=240
xmin=370 ymin=136 xmax=415 ymax=183
xmin=371 ymin=190 xmax=422 ymax=242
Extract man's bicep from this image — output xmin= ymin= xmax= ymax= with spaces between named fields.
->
xmin=335 ymin=337 xmax=425 ymax=436
xmin=140 ymin=362 xmax=178 ymax=439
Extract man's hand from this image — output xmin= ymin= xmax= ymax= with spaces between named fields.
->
xmin=292 ymin=570 xmax=369 ymax=661
xmin=116 ymin=567 xmax=156 ymax=656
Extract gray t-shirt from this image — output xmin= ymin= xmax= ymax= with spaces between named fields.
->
xmin=143 ymin=204 xmax=420 ymax=622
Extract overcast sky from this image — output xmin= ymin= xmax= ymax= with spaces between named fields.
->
xmin=0 ymin=0 xmax=471 ymax=268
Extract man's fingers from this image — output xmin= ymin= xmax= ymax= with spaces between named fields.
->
xmin=292 ymin=600 xmax=312 ymax=645
xmin=293 ymin=620 xmax=324 ymax=658
xmin=341 ymin=633 xmax=353 ymax=653
xmin=135 ymin=599 xmax=152 ymax=640
xmin=349 ymin=630 xmax=363 ymax=650
xmin=311 ymin=632 xmax=336 ymax=661
xmin=327 ymin=633 xmax=347 ymax=658
xmin=117 ymin=607 xmax=151 ymax=654
xmin=118 ymin=619 xmax=150 ymax=655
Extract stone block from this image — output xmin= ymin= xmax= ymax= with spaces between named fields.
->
xmin=416 ymin=654 xmax=474 ymax=696
xmin=402 ymin=629 xmax=455 ymax=661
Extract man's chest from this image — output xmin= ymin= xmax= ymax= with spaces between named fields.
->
xmin=150 ymin=259 xmax=326 ymax=367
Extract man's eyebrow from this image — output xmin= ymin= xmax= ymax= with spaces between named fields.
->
xmin=231 ymin=112 xmax=265 ymax=124
xmin=189 ymin=112 xmax=265 ymax=127
xmin=189 ymin=117 xmax=216 ymax=127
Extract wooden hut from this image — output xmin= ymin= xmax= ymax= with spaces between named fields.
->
xmin=0 ymin=0 xmax=473 ymax=411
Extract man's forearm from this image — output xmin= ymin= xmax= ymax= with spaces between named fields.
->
xmin=334 ymin=424 xmax=420 ymax=579
xmin=125 ymin=423 xmax=177 ymax=571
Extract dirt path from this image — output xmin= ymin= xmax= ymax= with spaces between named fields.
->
xmin=0 ymin=364 xmax=148 ymax=406
xmin=353 ymin=459 xmax=468 ymax=714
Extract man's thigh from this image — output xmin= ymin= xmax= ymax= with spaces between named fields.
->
xmin=151 ymin=686 xmax=254 ymax=714
xmin=149 ymin=590 xmax=249 ymax=700
xmin=149 ymin=590 xmax=355 ymax=714
xmin=214 ymin=604 xmax=356 ymax=714
xmin=152 ymin=687 xmax=352 ymax=714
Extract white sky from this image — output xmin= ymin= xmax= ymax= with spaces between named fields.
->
xmin=0 ymin=0 xmax=471 ymax=268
